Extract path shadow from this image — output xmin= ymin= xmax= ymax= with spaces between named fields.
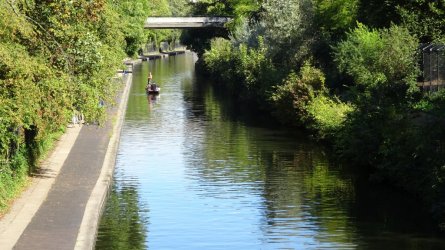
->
xmin=31 ymin=167 xmax=57 ymax=179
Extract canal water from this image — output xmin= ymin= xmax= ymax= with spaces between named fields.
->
xmin=95 ymin=53 xmax=445 ymax=249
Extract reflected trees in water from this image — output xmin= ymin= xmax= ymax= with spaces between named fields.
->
xmin=182 ymin=81 xmax=358 ymax=246
xmin=96 ymin=183 xmax=148 ymax=250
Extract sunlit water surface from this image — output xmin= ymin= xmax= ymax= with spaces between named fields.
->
xmin=95 ymin=53 xmax=445 ymax=249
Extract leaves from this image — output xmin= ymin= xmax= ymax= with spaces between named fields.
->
xmin=261 ymin=0 xmax=315 ymax=65
xmin=0 ymin=0 xmax=194 ymax=215
xmin=334 ymin=23 xmax=419 ymax=92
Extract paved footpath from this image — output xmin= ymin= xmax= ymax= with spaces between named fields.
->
xmin=0 ymin=72 xmax=133 ymax=250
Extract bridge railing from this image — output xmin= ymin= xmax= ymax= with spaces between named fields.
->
xmin=144 ymin=17 xmax=231 ymax=29
xmin=419 ymin=44 xmax=445 ymax=92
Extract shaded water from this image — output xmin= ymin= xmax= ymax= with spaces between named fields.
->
xmin=96 ymin=53 xmax=445 ymax=249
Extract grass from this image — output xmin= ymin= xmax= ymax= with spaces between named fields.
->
xmin=0 ymin=128 xmax=65 ymax=217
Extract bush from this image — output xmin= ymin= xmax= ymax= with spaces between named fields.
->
xmin=204 ymin=36 xmax=277 ymax=104
xmin=334 ymin=23 xmax=419 ymax=92
xmin=237 ymin=37 xmax=277 ymax=100
xmin=333 ymin=23 xmax=420 ymax=166
xmin=204 ymin=38 xmax=237 ymax=84
xmin=306 ymin=95 xmax=353 ymax=139
xmin=271 ymin=62 xmax=326 ymax=126
xmin=332 ymin=23 xmax=445 ymax=227
xmin=0 ymin=151 xmax=28 ymax=213
xmin=0 ymin=0 xmax=140 ymax=214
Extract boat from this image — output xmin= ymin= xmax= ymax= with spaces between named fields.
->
xmin=145 ymin=83 xmax=160 ymax=94
xmin=146 ymin=87 xmax=161 ymax=94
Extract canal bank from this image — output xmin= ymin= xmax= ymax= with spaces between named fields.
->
xmin=0 ymin=65 xmax=135 ymax=249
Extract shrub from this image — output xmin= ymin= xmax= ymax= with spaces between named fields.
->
xmin=271 ymin=62 xmax=326 ymax=126
xmin=237 ymin=37 xmax=277 ymax=99
xmin=204 ymin=36 xmax=277 ymax=104
xmin=0 ymin=0 xmax=138 ymax=214
xmin=204 ymin=38 xmax=237 ymax=84
xmin=306 ymin=95 xmax=353 ymax=139
xmin=333 ymin=23 xmax=421 ymax=165
xmin=334 ymin=23 xmax=419 ymax=97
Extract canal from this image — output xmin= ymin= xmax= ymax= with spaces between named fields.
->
xmin=95 ymin=53 xmax=445 ymax=249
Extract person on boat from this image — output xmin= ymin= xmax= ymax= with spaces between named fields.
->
xmin=146 ymin=82 xmax=151 ymax=92
xmin=148 ymin=72 xmax=153 ymax=83
xmin=148 ymin=71 xmax=153 ymax=84
xmin=146 ymin=72 xmax=153 ymax=91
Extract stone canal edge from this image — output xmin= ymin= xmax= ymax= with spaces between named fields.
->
xmin=0 ymin=64 xmax=135 ymax=250
xmin=74 ymin=69 xmax=133 ymax=249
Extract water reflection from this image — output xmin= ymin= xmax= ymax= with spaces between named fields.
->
xmin=96 ymin=53 xmax=445 ymax=250
xmin=181 ymin=76 xmax=358 ymax=248
xmin=147 ymin=94 xmax=160 ymax=110
xmin=95 ymin=170 xmax=148 ymax=250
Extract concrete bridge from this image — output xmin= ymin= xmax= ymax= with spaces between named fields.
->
xmin=144 ymin=17 xmax=231 ymax=29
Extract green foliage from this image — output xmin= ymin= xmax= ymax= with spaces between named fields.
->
xmin=335 ymin=24 xmax=419 ymax=89
xmin=356 ymin=0 xmax=445 ymax=42
xmin=96 ymin=185 xmax=147 ymax=250
xmin=203 ymin=38 xmax=237 ymax=83
xmin=260 ymin=0 xmax=315 ymax=66
xmin=181 ymin=0 xmax=259 ymax=56
xmin=337 ymin=95 xmax=445 ymax=225
xmin=113 ymin=0 xmax=151 ymax=57
xmin=0 ymin=0 xmax=173 ymax=214
xmin=190 ymin=0 xmax=259 ymax=17
xmin=27 ymin=0 xmax=125 ymax=123
xmin=306 ymin=95 xmax=353 ymax=139
xmin=332 ymin=23 xmax=445 ymax=221
xmin=271 ymin=62 xmax=326 ymax=126
xmin=314 ymin=0 xmax=359 ymax=39
xmin=204 ymin=36 xmax=277 ymax=104
xmin=168 ymin=0 xmax=192 ymax=16
xmin=270 ymin=73 xmax=307 ymax=126
xmin=237 ymin=37 xmax=276 ymax=96
xmin=422 ymin=90 xmax=445 ymax=116
xmin=0 ymin=149 xmax=28 ymax=213
xmin=271 ymin=61 xmax=352 ymax=138
xmin=397 ymin=0 xmax=445 ymax=42
xmin=333 ymin=23 xmax=420 ymax=165
xmin=194 ymin=0 xmax=445 ymax=228
xmin=357 ymin=0 xmax=399 ymax=28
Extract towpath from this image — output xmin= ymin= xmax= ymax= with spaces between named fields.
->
xmin=0 ymin=72 xmax=133 ymax=250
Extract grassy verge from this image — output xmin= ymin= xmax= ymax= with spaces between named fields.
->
xmin=0 ymin=128 xmax=65 ymax=216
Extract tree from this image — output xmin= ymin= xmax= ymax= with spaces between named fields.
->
xmin=167 ymin=0 xmax=191 ymax=16
xmin=397 ymin=0 xmax=445 ymax=42
xmin=0 ymin=0 xmax=146 ymax=213
xmin=357 ymin=0 xmax=445 ymax=42
xmin=181 ymin=0 xmax=260 ymax=56
xmin=114 ymin=0 xmax=152 ymax=57
xmin=260 ymin=0 xmax=315 ymax=67
xmin=314 ymin=0 xmax=359 ymax=41
xmin=334 ymin=23 xmax=419 ymax=93
xmin=334 ymin=24 xmax=420 ymax=166
xmin=357 ymin=0 xmax=398 ymax=28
